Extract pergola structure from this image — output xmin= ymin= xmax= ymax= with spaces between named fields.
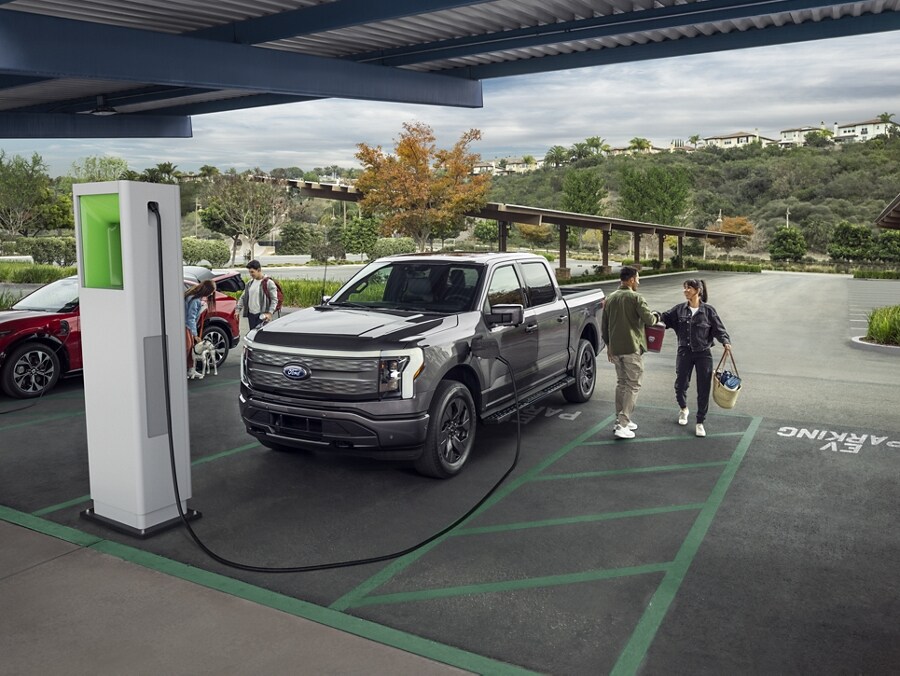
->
xmin=1 ymin=1 xmax=899 ymax=139
xmin=286 ymin=179 xmax=743 ymax=270
xmin=875 ymin=191 xmax=900 ymax=230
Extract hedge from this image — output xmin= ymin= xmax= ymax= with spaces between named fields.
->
xmin=182 ymin=237 xmax=230 ymax=267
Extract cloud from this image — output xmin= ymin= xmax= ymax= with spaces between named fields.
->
xmin=4 ymin=30 xmax=900 ymax=175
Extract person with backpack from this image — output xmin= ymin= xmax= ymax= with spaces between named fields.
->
xmin=234 ymin=260 xmax=281 ymax=331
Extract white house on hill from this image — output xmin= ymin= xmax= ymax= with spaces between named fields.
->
xmin=704 ymin=131 xmax=776 ymax=149
xmin=833 ymin=118 xmax=900 ymax=143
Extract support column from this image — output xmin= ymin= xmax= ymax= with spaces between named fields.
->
xmin=497 ymin=220 xmax=508 ymax=252
xmin=677 ymin=235 xmax=684 ymax=265
xmin=557 ymin=224 xmax=569 ymax=280
xmin=600 ymin=230 xmax=611 ymax=273
xmin=657 ymin=233 xmax=665 ymax=267
xmin=633 ymin=233 xmax=642 ymax=268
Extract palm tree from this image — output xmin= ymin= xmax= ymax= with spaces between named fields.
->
xmin=198 ymin=164 xmax=220 ymax=180
xmin=628 ymin=137 xmax=652 ymax=153
xmin=877 ymin=112 xmax=895 ymax=124
xmin=544 ymin=145 xmax=569 ymax=168
xmin=570 ymin=142 xmax=592 ymax=161
xmin=522 ymin=154 xmax=536 ymax=168
xmin=688 ymin=134 xmax=702 ymax=148
xmin=585 ymin=136 xmax=611 ymax=155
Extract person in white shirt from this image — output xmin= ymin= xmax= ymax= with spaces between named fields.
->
xmin=234 ymin=259 xmax=277 ymax=331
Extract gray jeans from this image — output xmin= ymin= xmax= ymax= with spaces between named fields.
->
xmin=611 ymin=352 xmax=644 ymax=427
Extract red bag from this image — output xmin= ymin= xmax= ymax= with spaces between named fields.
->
xmin=645 ymin=324 xmax=665 ymax=353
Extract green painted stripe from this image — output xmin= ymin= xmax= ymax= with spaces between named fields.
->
xmin=582 ymin=431 xmax=745 ymax=446
xmin=452 ymin=503 xmax=706 ymax=536
xmin=0 ymin=504 xmax=101 ymax=547
xmin=30 ymin=441 xmax=261 ymax=516
xmin=0 ymin=410 xmax=84 ymax=432
xmin=0 ymin=506 xmax=535 ymax=675
xmin=611 ymin=416 xmax=762 ymax=676
xmin=191 ymin=441 xmax=260 ymax=466
xmin=534 ymin=461 xmax=729 ymax=482
xmin=31 ymin=494 xmax=90 ymax=517
xmin=190 ymin=377 xmax=240 ymax=392
xmin=329 ymin=414 xmax=618 ymax=612
xmin=352 ymin=563 xmax=672 ymax=609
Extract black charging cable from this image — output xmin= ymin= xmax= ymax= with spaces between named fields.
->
xmin=150 ymin=201 xmax=522 ymax=573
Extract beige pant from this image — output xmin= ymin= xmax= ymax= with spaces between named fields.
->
xmin=611 ymin=352 xmax=643 ymax=427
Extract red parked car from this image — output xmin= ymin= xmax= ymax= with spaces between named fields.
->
xmin=0 ymin=269 xmax=242 ymax=398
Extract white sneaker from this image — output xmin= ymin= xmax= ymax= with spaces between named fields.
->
xmin=678 ymin=408 xmax=689 ymax=426
xmin=614 ymin=425 xmax=636 ymax=439
xmin=625 ymin=421 xmax=637 ymax=430
xmin=695 ymin=423 xmax=706 ymax=438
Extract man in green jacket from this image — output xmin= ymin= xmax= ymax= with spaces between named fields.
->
xmin=600 ymin=266 xmax=660 ymax=439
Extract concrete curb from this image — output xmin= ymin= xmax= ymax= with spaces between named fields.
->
xmin=849 ymin=336 xmax=900 ymax=354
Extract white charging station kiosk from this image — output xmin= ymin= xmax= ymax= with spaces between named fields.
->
xmin=73 ymin=181 xmax=198 ymax=537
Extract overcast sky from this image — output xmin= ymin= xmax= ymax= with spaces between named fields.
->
xmin=4 ymin=30 xmax=900 ymax=177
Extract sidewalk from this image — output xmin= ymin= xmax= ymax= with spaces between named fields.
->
xmin=0 ymin=520 xmax=468 ymax=675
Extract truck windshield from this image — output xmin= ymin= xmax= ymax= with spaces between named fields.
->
xmin=331 ymin=261 xmax=483 ymax=313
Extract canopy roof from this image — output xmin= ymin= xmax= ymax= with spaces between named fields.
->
xmin=2 ymin=0 xmax=899 ymax=138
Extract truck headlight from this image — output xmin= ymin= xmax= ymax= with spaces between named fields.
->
xmin=378 ymin=348 xmax=424 ymax=399
xmin=379 ymin=356 xmax=410 ymax=395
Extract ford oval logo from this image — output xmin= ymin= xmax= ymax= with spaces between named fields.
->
xmin=282 ymin=363 xmax=311 ymax=381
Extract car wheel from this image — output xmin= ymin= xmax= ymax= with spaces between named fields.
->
xmin=1 ymin=342 xmax=61 ymax=399
xmin=202 ymin=325 xmax=230 ymax=367
xmin=562 ymin=338 xmax=596 ymax=403
xmin=414 ymin=380 xmax=476 ymax=479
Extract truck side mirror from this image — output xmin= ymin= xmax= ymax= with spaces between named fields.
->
xmin=486 ymin=303 xmax=524 ymax=327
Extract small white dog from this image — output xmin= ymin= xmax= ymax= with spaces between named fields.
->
xmin=188 ymin=339 xmax=218 ymax=379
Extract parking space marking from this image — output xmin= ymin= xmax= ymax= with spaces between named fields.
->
xmin=581 ymin=431 xmax=745 ymax=446
xmin=329 ymin=414 xmax=619 ymax=612
xmin=351 ymin=563 xmax=672 ymax=609
xmin=533 ymin=460 xmax=730 ymax=483
xmin=452 ymin=503 xmax=705 ymax=537
xmin=0 ymin=411 xmax=84 ymax=432
xmin=32 ymin=495 xmax=91 ymax=517
xmin=610 ymin=416 xmax=762 ymax=676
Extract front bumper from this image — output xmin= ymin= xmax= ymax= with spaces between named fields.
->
xmin=240 ymin=384 xmax=430 ymax=459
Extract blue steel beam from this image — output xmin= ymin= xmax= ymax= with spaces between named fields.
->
xmin=0 ymin=112 xmax=191 ymax=138
xmin=139 ymin=94 xmax=322 ymax=116
xmin=456 ymin=11 xmax=900 ymax=79
xmin=349 ymin=0 xmax=859 ymax=66
xmin=0 ymin=10 xmax=482 ymax=108
xmin=190 ymin=0 xmax=487 ymax=44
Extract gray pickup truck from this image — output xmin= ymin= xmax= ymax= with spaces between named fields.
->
xmin=239 ymin=252 xmax=605 ymax=477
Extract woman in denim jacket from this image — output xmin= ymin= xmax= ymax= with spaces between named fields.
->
xmin=658 ymin=279 xmax=731 ymax=438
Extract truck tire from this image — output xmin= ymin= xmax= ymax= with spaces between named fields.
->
xmin=1 ymin=341 xmax=61 ymax=399
xmin=414 ymin=380 xmax=476 ymax=479
xmin=562 ymin=338 xmax=596 ymax=403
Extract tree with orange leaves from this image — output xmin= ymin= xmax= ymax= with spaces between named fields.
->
xmin=355 ymin=122 xmax=490 ymax=252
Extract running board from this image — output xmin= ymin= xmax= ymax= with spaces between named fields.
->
xmin=481 ymin=377 xmax=574 ymax=424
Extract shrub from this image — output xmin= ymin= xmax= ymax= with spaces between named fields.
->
xmin=181 ymin=237 xmax=205 ymax=265
xmin=866 ymin=305 xmax=900 ymax=346
xmin=371 ymin=237 xmax=416 ymax=259
xmin=854 ymin=269 xmax=900 ymax=280
xmin=201 ymin=239 xmax=230 ymax=267
xmin=0 ymin=262 xmax=76 ymax=283
xmin=687 ymin=259 xmax=762 ymax=273
xmin=769 ymin=226 xmax=807 ymax=262
xmin=16 ymin=237 xmax=77 ymax=266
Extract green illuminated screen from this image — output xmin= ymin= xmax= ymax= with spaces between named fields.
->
xmin=79 ymin=193 xmax=123 ymax=289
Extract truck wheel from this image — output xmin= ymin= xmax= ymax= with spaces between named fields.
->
xmin=1 ymin=342 xmax=61 ymax=399
xmin=562 ymin=338 xmax=596 ymax=403
xmin=202 ymin=325 xmax=230 ymax=367
xmin=415 ymin=380 xmax=476 ymax=479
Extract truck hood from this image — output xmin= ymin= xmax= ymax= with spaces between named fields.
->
xmin=251 ymin=306 xmax=459 ymax=349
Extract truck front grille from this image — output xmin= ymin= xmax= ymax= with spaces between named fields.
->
xmin=246 ymin=350 xmax=380 ymax=399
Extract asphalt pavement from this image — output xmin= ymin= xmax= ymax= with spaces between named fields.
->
xmin=2 ymin=270 xmax=899 ymax=675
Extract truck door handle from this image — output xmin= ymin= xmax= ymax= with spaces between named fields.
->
xmin=556 ymin=314 xmax=568 ymax=323
xmin=525 ymin=323 xmax=538 ymax=333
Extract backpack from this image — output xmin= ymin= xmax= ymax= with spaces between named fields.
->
xmin=262 ymin=276 xmax=284 ymax=315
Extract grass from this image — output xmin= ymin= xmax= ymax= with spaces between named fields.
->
xmin=0 ymin=289 xmax=24 ymax=310
xmin=866 ymin=305 xmax=900 ymax=346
